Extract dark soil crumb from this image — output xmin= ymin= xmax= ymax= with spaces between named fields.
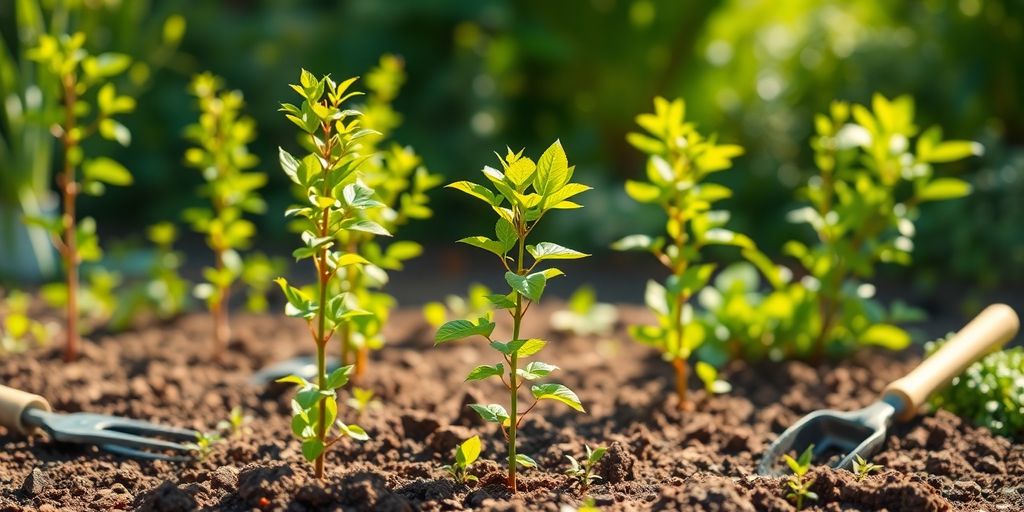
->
xmin=0 ymin=306 xmax=1021 ymax=511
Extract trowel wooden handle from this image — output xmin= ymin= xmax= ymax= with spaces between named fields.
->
xmin=0 ymin=385 xmax=51 ymax=436
xmin=884 ymin=304 xmax=1019 ymax=422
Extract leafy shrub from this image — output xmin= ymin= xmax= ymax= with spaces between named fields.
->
xmin=703 ymin=94 xmax=980 ymax=361
xmin=927 ymin=339 xmax=1024 ymax=437
xmin=436 ymin=141 xmax=589 ymax=492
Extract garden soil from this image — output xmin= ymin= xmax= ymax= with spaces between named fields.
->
xmin=0 ymin=306 xmax=1021 ymax=511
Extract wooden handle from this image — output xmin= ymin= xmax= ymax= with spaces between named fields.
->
xmin=884 ymin=304 xmax=1019 ymax=421
xmin=0 ymin=385 xmax=51 ymax=436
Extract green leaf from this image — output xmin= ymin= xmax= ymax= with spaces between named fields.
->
xmin=279 ymin=147 xmax=302 ymax=185
xmin=505 ymin=271 xmax=547 ymax=302
xmin=611 ymin=234 xmax=656 ymax=252
xmin=534 ymin=140 xmax=569 ymax=196
xmin=516 ymin=361 xmax=558 ymax=380
xmin=342 ymin=219 xmax=391 ymax=236
xmin=466 ymin=364 xmax=504 ymax=381
xmin=515 ymin=338 xmax=548 ymax=357
xmin=301 ymin=439 xmax=324 ymax=461
xmin=495 ymin=219 xmax=518 ymax=252
xmin=486 ymin=294 xmax=517 ymax=309
xmin=458 ymin=236 xmax=509 ymax=258
xmin=860 ymin=324 xmax=911 ymax=350
xmin=325 ymin=366 xmax=353 ymax=390
xmin=275 ymin=375 xmax=311 ymax=388
xmin=515 ymin=453 xmax=538 ymax=469
xmin=273 ymin=277 xmax=317 ymax=319
xmin=921 ymin=140 xmax=984 ymax=163
xmin=527 ymin=242 xmax=589 ymax=262
xmin=489 ymin=339 xmax=527 ymax=355
xmin=435 ymin=317 xmax=496 ymax=344
xmin=83 ymin=157 xmax=132 ymax=186
xmin=448 ymin=181 xmax=498 ymax=206
xmin=917 ymin=178 xmax=972 ymax=202
xmin=337 ymin=421 xmax=370 ymax=441
xmin=456 ymin=435 xmax=482 ymax=466
xmin=505 ymin=157 xmax=536 ymax=187
xmin=530 ymin=383 xmax=585 ymax=412
xmin=469 ymin=403 xmax=509 ymax=424
xmin=625 ymin=180 xmax=661 ymax=203
xmin=99 ymin=119 xmax=131 ymax=146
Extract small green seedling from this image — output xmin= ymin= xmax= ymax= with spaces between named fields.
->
xmin=0 ymin=291 xmax=51 ymax=354
xmin=615 ymin=97 xmax=767 ymax=410
xmin=275 ymin=70 xmax=380 ymax=479
xmin=346 ymin=387 xmax=381 ymax=417
xmin=183 ymin=72 xmax=266 ymax=357
xmin=187 ymin=430 xmax=222 ymax=460
xmin=26 ymin=32 xmax=136 ymax=361
xmin=217 ymin=406 xmax=251 ymax=437
xmin=423 ymin=283 xmax=494 ymax=328
xmin=694 ymin=361 xmax=732 ymax=395
xmin=784 ymin=445 xmax=818 ymax=511
xmin=550 ymin=286 xmax=618 ymax=337
xmin=436 ymin=141 xmax=590 ymax=492
xmin=442 ymin=435 xmax=482 ymax=485
xmin=565 ymin=444 xmax=607 ymax=494
xmin=851 ymin=454 xmax=882 ymax=481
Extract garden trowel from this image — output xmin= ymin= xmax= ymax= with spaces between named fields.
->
xmin=756 ymin=304 xmax=1019 ymax=475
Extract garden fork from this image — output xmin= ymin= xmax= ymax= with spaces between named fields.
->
xmin=0 ymin=384 xmax=198 ymax=460
xmin=757 ymin=304 xmax=1019 ymax=475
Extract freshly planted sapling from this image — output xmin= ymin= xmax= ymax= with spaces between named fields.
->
xmin=565 ymin=444 xmax=607 ymax=494
xmin=26 ymin=33 xmax=136 ymax=361
xmin=217 ymin=406 xmax=252 ymax=437
xmin=614 ymin=97 xmax=765 ymax=410
xmin=851 ymin=454 xmax=882 ymax=481
xmin=275 ymin=71 xmax=381 ymax=479
xmin=436 ymin=141 xmax=590 ymax=492
xmin=442 ymin=435 xmax=482 ymax=485
xmin=184 ymin=72 xmax=266 ymax=356
xmin=784 ymin=445 xmax=817 ymax=510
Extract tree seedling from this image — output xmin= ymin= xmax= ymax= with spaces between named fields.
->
xmin=275 ymin=70 xmax=382 ymax=479
xmin=183 ymin=72 xmax=266 ymax=357
xmin=187 ymin=430 xmax=222 ymax=460
xmin=25 ymin=33 xmax=136 ymax=361
xmin=614 ymin=97 xmax=766 ymax=410
xmin=784 ymin=445 xmax=818 ymax=511
xmin=436 ymin=140 xmax=590 ymax=492
xmin=346 ymin=387 xmax=381 ymax=417
xmin=550 ymin=285 xmax=618 ymax=337
xmin=851 ymin=454 xmax=882 ymax=481
xmin=442 ymin=435 xmax=482 ymax=485
xmin=565 ymin=444 xmax=607 ymax=494
xmin=217 ymin=406 xmax=252 ymax=437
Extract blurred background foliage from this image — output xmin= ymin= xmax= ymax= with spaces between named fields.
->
xmin=2 ymin=0 xmax=1022 ymax=301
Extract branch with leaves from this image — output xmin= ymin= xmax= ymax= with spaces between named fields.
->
xmin=435 ymin=141 xmax=589 ymax=493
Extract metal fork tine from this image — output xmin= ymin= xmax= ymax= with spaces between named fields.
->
xmin=102 ymin=417 xmax=199 ymax=442
xmin=92 ymin=429 xmax=194 ymax=453
xmin=100 ymin=443 xmax=193 ymax=462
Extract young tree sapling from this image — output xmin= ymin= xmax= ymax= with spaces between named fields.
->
xmin=275 ymin=70 xmax=381 ymax=479
xmin=435 ymin=141 xmax=590 ymax=492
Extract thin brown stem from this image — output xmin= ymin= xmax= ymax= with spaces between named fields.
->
xmin=59 ymin=74 xmax=78 ymax=363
